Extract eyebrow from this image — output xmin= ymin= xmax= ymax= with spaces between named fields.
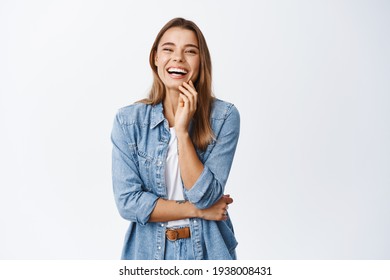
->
xmin=161 ymin=42 xmax=199 ymax=49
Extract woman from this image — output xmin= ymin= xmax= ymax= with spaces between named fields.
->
xmin=111 ymin=17 xmax=240 ymax=260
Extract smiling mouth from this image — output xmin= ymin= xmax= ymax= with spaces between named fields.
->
xmin=167 ymin=67 xmax=188 ymax=78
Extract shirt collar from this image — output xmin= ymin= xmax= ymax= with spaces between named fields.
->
xmin=150 ymin=102 xmax=165 ymax=129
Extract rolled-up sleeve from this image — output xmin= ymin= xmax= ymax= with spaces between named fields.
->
xmin=111 ymin=111 xmax=159 ymax=225
xmin=184 ymin=104 xmax=240 ymax=209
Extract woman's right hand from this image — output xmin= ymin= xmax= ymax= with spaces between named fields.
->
xmin=198 ymin=194 xmax=233 ymax=221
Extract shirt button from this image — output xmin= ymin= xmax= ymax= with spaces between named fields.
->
xmin=161 ymin=223 xmax=164 ymax=227
xmin=194 ymin=220 xmax=197 ymax=224
xmin=158 ymin=246 xmax=161 ymax=250
xmin=157 ymin=160 xmax=163 ymax=166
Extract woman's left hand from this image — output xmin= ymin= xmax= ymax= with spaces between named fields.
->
xmin=175 ymin=80 xmax=197 ymax=135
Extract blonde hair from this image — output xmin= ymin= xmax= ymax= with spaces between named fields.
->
xmin=141 ymin=17 xmax=214 ymax=151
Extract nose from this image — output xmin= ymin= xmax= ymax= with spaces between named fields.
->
xmin=172 ymin=51 xmax=184 ymax=62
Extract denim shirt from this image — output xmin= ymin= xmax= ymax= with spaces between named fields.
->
xmin=111 ymin=98 xmax=240 ymax=260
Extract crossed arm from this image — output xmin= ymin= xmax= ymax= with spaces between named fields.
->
xmin=148 ymin=195 xmax=233 ymax=222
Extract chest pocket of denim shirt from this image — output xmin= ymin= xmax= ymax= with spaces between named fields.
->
xmin=136 ymin=149 xmax=156 ymax=192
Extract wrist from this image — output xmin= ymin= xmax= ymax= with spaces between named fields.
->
xmin=188 ymin=202 xmax=201 ymax=218
xmin=175 ymin=129 xmax=190 ymax=139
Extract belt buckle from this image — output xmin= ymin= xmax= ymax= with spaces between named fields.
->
xmin=166 ymin=229 xmax=179 ymax=241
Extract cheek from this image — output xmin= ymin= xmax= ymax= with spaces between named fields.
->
xmin=156 ymin=57 xmax=169 ymax=76
xmin=157 ymin=53 xmax=170 ymax=64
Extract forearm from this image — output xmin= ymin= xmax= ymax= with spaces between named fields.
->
xmin=176 ymin=131 xmax=204 ymax=189
xmin=148 ymin=195 xmax=233 ymax=223
xmin=148 ymin=198 xmax=200 ymax=222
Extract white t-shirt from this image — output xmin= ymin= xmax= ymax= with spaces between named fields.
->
xmin=165 ymin=128 xmax=190 ymax=227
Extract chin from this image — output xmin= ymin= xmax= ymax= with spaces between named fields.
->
xmin=165 ymin=79 xmax=183 ymax=87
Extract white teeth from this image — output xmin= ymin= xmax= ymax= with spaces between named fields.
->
xmin=168 ymin=67 xmax=188 ymax=74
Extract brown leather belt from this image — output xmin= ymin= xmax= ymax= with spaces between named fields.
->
xmin=166 ymin=227 xmax=191 ymax=241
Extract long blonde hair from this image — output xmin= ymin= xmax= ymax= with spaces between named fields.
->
xmin=141 ymin=17 xmax=214 ymax=151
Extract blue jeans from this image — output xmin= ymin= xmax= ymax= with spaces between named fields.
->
xmin=164 ymin=228 xmax=195 ymax=260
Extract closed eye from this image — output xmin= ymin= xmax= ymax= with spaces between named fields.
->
xmin=186 ymin=49 xmax=198 ymax=54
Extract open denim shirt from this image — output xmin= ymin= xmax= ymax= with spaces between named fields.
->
xmin=111 ymin=98 xmax=240 ymax=259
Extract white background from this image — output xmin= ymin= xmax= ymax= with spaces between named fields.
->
xmin=0 ymin=0 xmax=389 ymax=259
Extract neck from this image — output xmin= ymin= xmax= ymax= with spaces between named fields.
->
xmin=163 ymin=88 xmax=180 ymax=127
